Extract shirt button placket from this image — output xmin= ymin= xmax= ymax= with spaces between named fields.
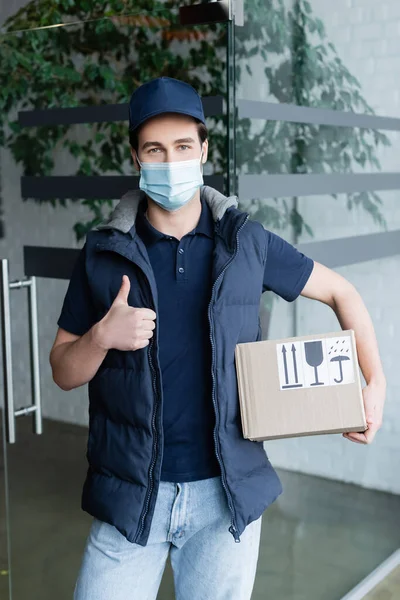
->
xmin=178 ymin=245 xmax=185 ymax=277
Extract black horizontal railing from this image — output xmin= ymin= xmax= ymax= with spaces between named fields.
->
xmin=24 ymin=228 xmax=400 ymax=280
xmin=237 ymin=99 xmax=400 ymax=131
xmin=239 ymin=173 xmax=400 ymax=198
xmin=21 ymin=175 xmax=224 ymax=199
xmin=18 ymin=96 xmax=224 ymax=128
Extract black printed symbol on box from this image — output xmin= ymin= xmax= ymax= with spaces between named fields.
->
xmin=328 ymin=340 xmax=351 ymax=383
xmin=281 ymin=344 xmax=303 ymax=389
xmin=304 ymin=341 xmax=325 ymax=386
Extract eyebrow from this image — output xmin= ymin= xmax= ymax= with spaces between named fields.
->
xmin=141 ymin=137 xmax=196 ymax=150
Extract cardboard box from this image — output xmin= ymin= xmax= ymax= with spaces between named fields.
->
xmin=235 ymin=329 xmax=367 ymax=441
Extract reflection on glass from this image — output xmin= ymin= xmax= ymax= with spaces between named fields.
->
xmin=234 ymin=0 xmax=392 ymax=242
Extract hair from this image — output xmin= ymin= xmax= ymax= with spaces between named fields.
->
xmin=129 ymin=117 xmax=208 ymax=154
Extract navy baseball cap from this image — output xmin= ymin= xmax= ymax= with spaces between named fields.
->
xmin=128 ymin=76 xmax=206 ymax=132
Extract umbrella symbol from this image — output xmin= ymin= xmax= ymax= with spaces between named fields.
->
xmin=330 ymin=355 xmax=350 ymax=383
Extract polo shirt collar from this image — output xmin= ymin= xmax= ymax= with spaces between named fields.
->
xmin=136 ymin=195 xmax=214 ymax=246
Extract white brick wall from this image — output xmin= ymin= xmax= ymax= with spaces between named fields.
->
xmin=265 ymin=0 xmax=400 ymax=495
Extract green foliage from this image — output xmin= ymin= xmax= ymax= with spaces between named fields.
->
xmin=0 ymin=0 xmax=388 ymax=241
xmin=235 ymin=0 xmax=388 ymax=233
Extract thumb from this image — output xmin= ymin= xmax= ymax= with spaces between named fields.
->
xmin=113 ymin=275 xmax=130 ymax=306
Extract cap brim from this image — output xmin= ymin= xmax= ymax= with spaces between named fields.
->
xmin=129 ymin=107 xmax=205 ymax=131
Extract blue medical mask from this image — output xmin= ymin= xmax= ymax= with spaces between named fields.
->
xmin=137 ymin=150 xmax=204 ymax=212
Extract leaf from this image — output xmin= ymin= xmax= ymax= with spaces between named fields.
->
xmin=304 ymin=223 xmax=314 ymax=237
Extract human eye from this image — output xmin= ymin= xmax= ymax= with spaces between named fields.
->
xmin=148 ymin=147 xmax=162 ymax=154
xmin=178 ymin=144 xmax=191 ymax=151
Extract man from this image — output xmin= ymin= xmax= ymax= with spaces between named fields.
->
xmin=49 ymin=77 xmax=386 ymax=599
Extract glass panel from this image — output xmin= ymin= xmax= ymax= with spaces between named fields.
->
xmin=235 ymin=0 xmax=399 ymax=117
xmin=236 ymin=123 xmax=398 ymax=175
xmin=237 ymin=188 xmax=400 ymax=247
xmin=0 ymin=7 xmax=227 ymax=599
xmin=235 ymin=2 xmax=400 ymax=599
xmin=0 ymin=410 xmax=10 ymax=599
xmin=297 ymin=189 xmax=400 ymax=242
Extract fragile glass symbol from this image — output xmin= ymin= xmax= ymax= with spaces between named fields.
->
xmin=304 ymin=341 xmax=324 ymax=386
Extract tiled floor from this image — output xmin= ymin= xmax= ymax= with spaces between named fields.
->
xmin=364 ymin=565 xmax=400 ymax=599
xmin=1 ymin=416 xmax=400 ymax=600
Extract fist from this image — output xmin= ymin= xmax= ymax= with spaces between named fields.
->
xmin=98 ymin=275 xmax=156 ymax=351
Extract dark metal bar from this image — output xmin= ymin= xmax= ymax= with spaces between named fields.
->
xmin=237 ymin=99 xmax=400 ymax=131
xmin=239 ymin=173 xmax=400 ymax=198
xmin=179 ymin=0 xmax=229 ymax=26
xmin=21 ymin=175 xmax=224 ymax=199
xmin=20 ymin=97 xmax=399 ymax=131
xmin=226 ymin=18 xmax=236 ymax=195
xmin=24 ymin=228 xmax=400 ymax=281
xmin=18 ymin=96 xmax=224 ymax=128
xmin=24 ymin=246 xmax=80 ymax=280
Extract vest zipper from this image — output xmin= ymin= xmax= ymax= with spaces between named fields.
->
xmin=135 ymin=335 xmax=159 ymax=543
xmin=95 ymin=243 xmax=160 ymax=545
xmin=208 ymin=213 xmax=249 ymax=544
xmin=129 ymin=266 xmax=159 ymax=545
xmin=96 ymin=212 xmax=249 ymax=545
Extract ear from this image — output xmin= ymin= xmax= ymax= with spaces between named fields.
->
xmin=130 ymin=147 xmax=140 ymax=172
xmin=201 ymin=139 xmax=209 ymax=164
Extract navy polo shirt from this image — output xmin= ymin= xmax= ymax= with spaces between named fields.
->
xmin=135 ymin=196 xmax=221 ymax=482
xmin=56 ymin=195 xmax=315 ymax=484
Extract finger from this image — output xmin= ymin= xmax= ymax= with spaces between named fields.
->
xmin=141 ymin=320 xmax=156 ymax=331
xmin=344 ymin=431 xmax=367 ymax=441
xmin=136 ymin=324 xmax=154 ymax=338
xmin=141 ymin=329 xmax=154 ymax=340
xmin=364 ymin=430 xmax=376 ymax=444
xmin=113 ymin=275 xmax=130 ymax=305
xmin=343 ymin=432 xmax=367 ymax=444
xmin=364 ymin=424 xmax=379 ymax=443
xmin=345 ymin=430 xmax=376 ymax=444
xmin=137 ymin=308 xmax=157 ymax=321
xmin=344 ymin=436 xmax=366 ymax=445
xmin=136 ymin=338 xmax=150 ymax=349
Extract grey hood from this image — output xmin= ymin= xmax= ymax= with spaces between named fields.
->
xmin=96 ymin=185 xmax=239 ymax=234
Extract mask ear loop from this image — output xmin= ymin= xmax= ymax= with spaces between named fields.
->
xmin=199 ymin=147 xmax=206 ymax=175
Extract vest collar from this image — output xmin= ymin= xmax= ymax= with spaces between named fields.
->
xmin=95 ymin=185 xmax=247 ymax=253
xmin=96 ymin=185 xmax=238 ymax=234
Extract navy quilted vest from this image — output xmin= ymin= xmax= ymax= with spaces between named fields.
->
xmin=81 ymin=185 xmax=282 ymax=546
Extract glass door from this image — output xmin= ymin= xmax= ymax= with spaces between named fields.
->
xmin=0 ymin=3 xmax=235 ymax=597
xmin=233 ymin=2 xmax=400 ymax=599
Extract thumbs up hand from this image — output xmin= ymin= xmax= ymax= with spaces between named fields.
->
xmin=96 ymin=275 xmax=157 ymax=351
xmin=112 ymin=273 xmax=131 ymax=307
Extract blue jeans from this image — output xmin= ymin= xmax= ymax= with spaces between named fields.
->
xmin=74 ymin=475 xmax=263 ymax=599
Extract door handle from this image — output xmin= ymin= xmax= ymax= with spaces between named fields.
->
xmin=0 ymin=258 xmax=42 ymax=444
